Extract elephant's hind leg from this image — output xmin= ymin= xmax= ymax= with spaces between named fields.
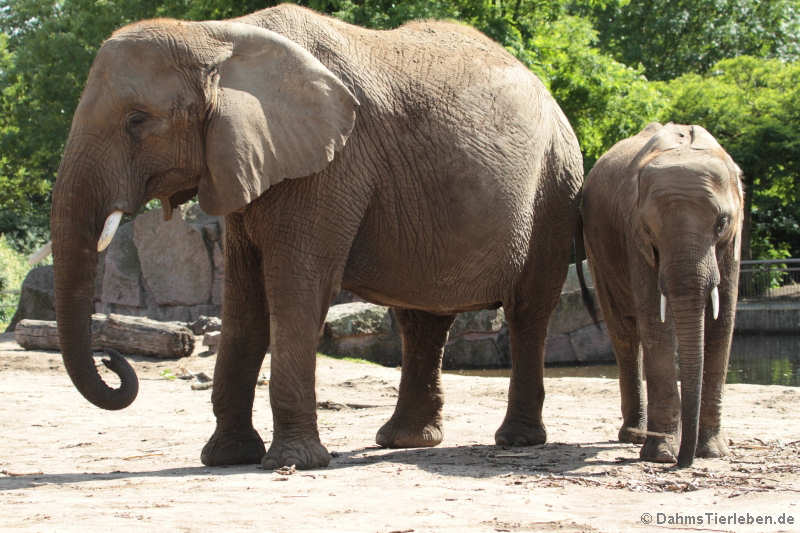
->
xmin=614 ymin=339 xmax=647 ymax=445
xmin=494 ymin=311 xmax=548 ymax=446
xmin=603 ymin=305 xmax=647 ymax=443
xmin=201 ymin=215 xmax=268 ymax=466
xmin=495 ymin=265 xmax=566 ymax=446
xmin=376 ymin=309 xmax=455 ymax=448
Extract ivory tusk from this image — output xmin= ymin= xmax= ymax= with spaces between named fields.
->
xmin=97 ymin=210 xmax=123 ymax=252
xmin=28 ymin=241 xmax=52 ymax=266
xmin=660 ymin=293 xmax=667 ymax=323
xmin=710 ymin=286 xmax=719 ymax=320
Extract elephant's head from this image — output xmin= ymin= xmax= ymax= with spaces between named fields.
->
xmin=50 ymin=19 xmax=358 ymax=410
xmin=630 ymin=123 xmax=743 ymax=466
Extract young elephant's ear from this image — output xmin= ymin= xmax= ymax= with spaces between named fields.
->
xmin=630 ymin=122 xmax=687 ymax=171
xmin=689 ymin=125 xmax=723 ymax=151
xmin=199 ymin=21 xmax=358 ymax=216
xmin=631 ymin=211 xmax=657 ymax=267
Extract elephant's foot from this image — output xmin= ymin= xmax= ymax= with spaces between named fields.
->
xmin=261 ymin=436 xmax=331 ymax=470
xmin=639 ymin=435 xmax=677 ymax=463
xmin=201 ymin=426 xmax=266 ymax=466
xmin=376 ymin=414 xmax=443 ymax=448
xmin=696 ymin=428 xmax=730 ymax=458
xmin=618 ymin=423 xmax=647 ymax=444
xmin=495 ymin=420 xmax=547 ymax=446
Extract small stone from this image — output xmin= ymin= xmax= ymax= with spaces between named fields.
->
xmin=203 ymin=331 xmax=221 ymax=353
xmin=193 ymin=372 xmax=212 ymax=383
xmin=188 ymin=315 xmax=222 ymax=335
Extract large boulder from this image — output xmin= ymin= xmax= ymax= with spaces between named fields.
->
xmin=319 ymin=302 xmax=401 ymax=366
xmin=316 ymin=262 xmax=614 ymax=368
xmin=545 ymin=261 xmax=612 ymax=363
xmin=319 ymin=304 xmax=514 ymax=368
xmin=101 ymin=222 xmax=143 ymax=308
xmin=11 ymin=228 xmax=614 ymax=367
xmin=6 ymin=266 xmax=55 ymax=331
xmin=444 ymin=308 xmax=509 ymax=368
xmin=134 ymin=208 xmax=212 ymax=307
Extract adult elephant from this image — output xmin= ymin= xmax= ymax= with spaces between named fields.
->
xmin=579 ymin=123 xmax=743 ymax=467
xmin=51 ymin=4 xmax=583 ymax=469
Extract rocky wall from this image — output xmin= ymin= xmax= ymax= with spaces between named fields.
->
xmin=94 ymin=205 xmax=223 ymax=322
xmin=10 ymin=203 xmax=613 ymax=366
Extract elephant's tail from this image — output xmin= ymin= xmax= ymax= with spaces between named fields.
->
xmin=574 ymin=211 xmax=600 ymax=327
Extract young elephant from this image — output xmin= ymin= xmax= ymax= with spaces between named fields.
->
xmin=579 ymin=123 xmax=743 ymax=468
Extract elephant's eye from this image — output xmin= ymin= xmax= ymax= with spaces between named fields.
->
xmin=715 ymin=215 xmax=729 ymax=235
xmin=126 ymin=111 xmax=149 ymax=132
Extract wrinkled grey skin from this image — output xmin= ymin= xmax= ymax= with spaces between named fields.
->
xmin=51 ymin=4 xmax=583 ymax=469
xmin=580 ymin=123 xmax=743 ymax=468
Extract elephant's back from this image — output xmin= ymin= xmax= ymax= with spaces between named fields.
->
xmin=583 ymin=124 xmax=661 ymax=223
xmin=247 ymin=5 xmax=556 ymax=146
xmin=246 ymin=6 xmax=582 ymax=311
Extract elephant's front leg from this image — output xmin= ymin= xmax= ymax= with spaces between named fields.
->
xmin=201 ymin=215 xmax=268 ymax=466
xmin=639 ymin=314 xmax=681 ymax=463
xmin=260 ymin=289 xmax=331 ymax=470
xmin=377 ymin=309 xmax=455 ymax=448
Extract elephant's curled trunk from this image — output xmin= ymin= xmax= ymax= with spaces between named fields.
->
xmin=51 ymin=181 xmax=138 ymax=410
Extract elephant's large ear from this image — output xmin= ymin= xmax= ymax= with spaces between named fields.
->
xmin=199 ymin=21 xmax=358 ymax=216
xmin=629 ymin=123 xmax=688 ymax=267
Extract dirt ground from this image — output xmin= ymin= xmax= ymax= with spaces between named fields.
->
xmin=1 ymin=331 xmax=798 ymax=532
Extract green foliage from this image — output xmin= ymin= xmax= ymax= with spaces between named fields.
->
xmin=318 ymin=353 xmax=378 ymax=365
xmin=0 ymin=234 xmax=30 ymax=329
xmin=0 ymin=0 xmax=797 ymax=262
xmin=525 ymin=14 xmax=665 ymax=169
xmin=586 ymin=0 xmax=800 ymax=80
xmin=0 ymin=0 xmax=169 ymax=239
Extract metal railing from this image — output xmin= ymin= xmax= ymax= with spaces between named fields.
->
xmin=738 ymin=259 xmax=800 ymax=300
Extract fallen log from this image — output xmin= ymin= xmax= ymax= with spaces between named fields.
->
xmin=15 ymin=314 xmax=195 ymax=359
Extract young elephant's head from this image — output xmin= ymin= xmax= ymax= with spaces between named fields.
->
xmin=630 ymin=123 xmax=743 ymax=466
xmin=51 ymin=19 xmax=358 ymax=410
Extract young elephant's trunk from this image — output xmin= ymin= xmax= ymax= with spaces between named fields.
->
xmin=661 ymin=251 xmax=719 ymax=468
xmin=670 ymin=296 xmax=705 ymax=467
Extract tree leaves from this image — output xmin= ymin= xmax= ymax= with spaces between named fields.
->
xmin=0 ymin=0 xmax=797 ymax=257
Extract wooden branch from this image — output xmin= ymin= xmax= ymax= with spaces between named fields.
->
xmin=15 ymin=314 xmax=195 ymax=359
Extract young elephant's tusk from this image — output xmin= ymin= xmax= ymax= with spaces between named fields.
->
xmin=28 ymin=241 xmax=52 ymax=266
xmin=710 ymin=285 xmax=719 ymax=320
xmin=97 ymin=210 xmax=124 ymax=252
xmin=660 ymin=293 xmax=667 ymax=323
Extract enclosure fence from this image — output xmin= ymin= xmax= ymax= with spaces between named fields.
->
xmin=738 ymin=259 xmax=800 ymax=300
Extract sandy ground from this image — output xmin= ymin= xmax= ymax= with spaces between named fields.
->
xmin=1 ymin=331 xmax=798 ymax=532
